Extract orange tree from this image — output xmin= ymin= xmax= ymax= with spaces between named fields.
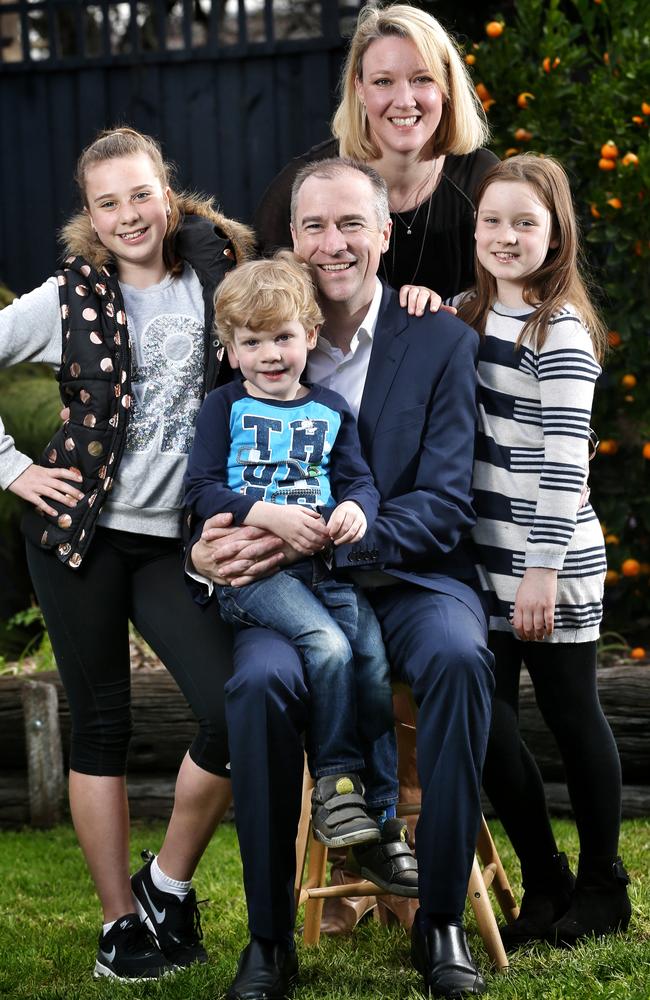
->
xmin=462 ymin=0 xmax=650 ymax=640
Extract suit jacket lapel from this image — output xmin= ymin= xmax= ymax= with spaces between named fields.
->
xmin=357 ymin=283 xmax=409 ymax=451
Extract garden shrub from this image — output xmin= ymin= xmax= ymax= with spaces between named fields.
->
xmin=0 ymin=287 xmax=60 ymax=656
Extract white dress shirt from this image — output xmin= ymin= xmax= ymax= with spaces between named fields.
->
xmin=306 ymin=279 xmax=383 ymax=417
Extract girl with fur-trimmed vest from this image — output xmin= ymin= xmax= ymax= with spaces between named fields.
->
xmin=0 ymin=127 xmax=254 ymax=981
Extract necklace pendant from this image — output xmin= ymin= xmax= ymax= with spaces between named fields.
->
xmin=406 ymin=227 xmax=412 ymax=236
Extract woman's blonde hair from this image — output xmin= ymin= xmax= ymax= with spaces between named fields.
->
xmin=75 ymin=126 xmax=184 ymax=275
xmin=457 ymin=153 xmax=607 ymax=360
xmin=214 ymin=251 xmax=323 ymax=345
xmin=332 ymin=2 xmax=489 ymax=160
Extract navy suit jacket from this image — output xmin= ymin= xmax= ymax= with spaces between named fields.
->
xmin=333 ymin=282 xmax=484 ymax=622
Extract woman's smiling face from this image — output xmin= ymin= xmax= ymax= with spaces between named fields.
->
xmin=355 ymin=35 xmax=444 ymax=158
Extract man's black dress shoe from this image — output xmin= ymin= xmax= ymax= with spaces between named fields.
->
xmin=225 ymin=936 xmax=299 ymax=1000
xmin=411 ymin=911 xmax=486 ymax=998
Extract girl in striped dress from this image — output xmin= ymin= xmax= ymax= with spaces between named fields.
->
xmin=457 ymin=154 xmax=631 ymax=949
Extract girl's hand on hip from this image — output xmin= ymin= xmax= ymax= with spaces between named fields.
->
xmin=511 ymin=567 xmax=558 ymax=642
xmin=8 ymin=464 xmax=84 ymax=517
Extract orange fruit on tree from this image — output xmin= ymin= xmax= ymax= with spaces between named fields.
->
xmin=622 ymin=152 xmax=639 ymax=167
xmin=598 ymin=439 xmax=618 ymax=455
xmin=642 ymin=102 xmax=650 ymax=115
xmin=630 ymin=647 xmax=646 ymax=660
xmin=604 ymin=570 xmax=619 ymax=586
xmin=475 ymin=82 xmax=490 ymax=102
xmin=607 ymin=330 xmax=621 ymax=346
xmin=598 ymin=158 xmax=616 ymax=171
xmin=590 ymin=203 xmax=601 ymax=218
xmin=514 ymin=128 xmax=533 ymax=142
xmin=465 ymin=53 xmax=476 ymax=65
xmin=482 ymin=99 xmax=496 ymax=112
xmin=504 ymin=148 xmax=519 ymax=158
xmin=605 ymin=534 xmax=620 ymax=545
xmin=606 ymin=197 xmax=622 ymax=209
xmin=642 ymin=442 xmax=650 ymax=460
xmin=632 ymin=115 xmax=645 ymax=125
xmin=600 ymin=141 xmax=619 ymax=159
xmin=485 ymin=21 xmax=504 ymax=38
xmin=622 ymin=559 xmax=641 ymax=577
xmin=517 ymin=92 xmax=534 ymax=109
xmin=621 ymin=373 xmax=636 ymax=388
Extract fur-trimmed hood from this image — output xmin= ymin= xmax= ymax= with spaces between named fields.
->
xmin=59 ymin=192 xmax=255 ymax=271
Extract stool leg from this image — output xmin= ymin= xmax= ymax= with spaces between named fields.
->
xmin=476 ymin=817 xmax=519 ymax=925
xmin=302 ymin=838 xmax=328 ymax=946
xmin=467 ymin=856 xmax=509 ymax=971
xmin=295 ymin=763 xmax=314 ymax=901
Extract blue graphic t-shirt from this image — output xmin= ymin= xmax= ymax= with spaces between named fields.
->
xmin=184 ymin=380 xmax=379 ymax=526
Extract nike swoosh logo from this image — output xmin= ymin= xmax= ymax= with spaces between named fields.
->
xmin=101 ymin=946 xmax=116 ymax=962
xmin=142 ymin=883 xmax=166 ymax=924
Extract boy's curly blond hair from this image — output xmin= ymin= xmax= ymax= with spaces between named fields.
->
xmin=214 ymin=251 xmax=323 ymax=345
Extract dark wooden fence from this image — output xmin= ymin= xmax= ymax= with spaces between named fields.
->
xmin=0 ymin=0 xmax=360 ymax=294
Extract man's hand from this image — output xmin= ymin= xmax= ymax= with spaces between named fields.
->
xmin=327 ymin=500 xmax=367 ymax=545
xmin=258 ymin=505 xmax=329 ymax=554
xmin=511 ymin=567 xmax=558 ymax=641
xmin=8 ymin=464 xmax=84 ymax=517
xmin=190 ymin=512 xmax=286 ymax=585
xmin=398 ymin=284 xmax=457 ymax=317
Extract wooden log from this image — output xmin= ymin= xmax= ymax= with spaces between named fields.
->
xmin=0 ymin=771 xmax=234 ymax=828
xmin=14 ymin=664 xmax=647 ymax=781
xmin=0 ymin=669 xmax=197 ymax=772
xmin=20 ymin=679 xmax=64 ymax=827
xmin=518 ymin=664 xmax=650 ymax=783
xmin=482 ymin=784 xmax=650 ymax=821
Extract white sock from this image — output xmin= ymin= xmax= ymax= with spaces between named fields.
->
xmin=102 ymin=918 xmax=116 ymax=936
xmin=150 ymin=856 xmax=192 ymax=901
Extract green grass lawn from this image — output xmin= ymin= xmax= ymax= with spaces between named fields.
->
xmin=0 ymin=819 xmax=648 ymax=1000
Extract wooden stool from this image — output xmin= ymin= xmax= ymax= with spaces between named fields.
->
xmin=295 ymin=760 xmax=519 ymax=970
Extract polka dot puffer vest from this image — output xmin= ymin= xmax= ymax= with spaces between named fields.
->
xmin=22 ymin=256 xmax=132 ymax=569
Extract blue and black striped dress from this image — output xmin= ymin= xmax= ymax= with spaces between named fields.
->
xmin=469 ymin=300 xmax=606 ymax=643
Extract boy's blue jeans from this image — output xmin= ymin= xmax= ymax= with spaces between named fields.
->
xmin=216 ymin=557 xmax=398 ymax=810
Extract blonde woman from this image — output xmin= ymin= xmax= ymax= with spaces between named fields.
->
xmin=256 ymin=1 xmax=497 ymax=305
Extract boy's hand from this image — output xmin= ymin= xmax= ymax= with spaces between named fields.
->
xmin=327 ymin=501 xmax=367 ymax=545
xmin=261 ymin=505 xmax=329 ymax=554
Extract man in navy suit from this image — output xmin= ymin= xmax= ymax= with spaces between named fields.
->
xmin=191 ymin=159 xmax=494 ymax=999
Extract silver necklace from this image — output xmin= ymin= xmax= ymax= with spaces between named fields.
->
xmin=388 ymin=162 xmax=439 ymax=235
xmin=392 ymin=200 xmax=425 ymax=236
xmin=383 ymin=186 xmax=434 ymax=287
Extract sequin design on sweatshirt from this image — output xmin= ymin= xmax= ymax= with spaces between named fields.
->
xmin=128 ymin=312 xmax=204 ymax=455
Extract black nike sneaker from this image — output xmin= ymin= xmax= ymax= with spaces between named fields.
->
xmin=131 ymin=850 xmax=208 ymax=967
xmin=94 ymin=912 xmax=173 ymax=980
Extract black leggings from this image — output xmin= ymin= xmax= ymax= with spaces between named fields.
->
xmin=482 ymin=632 xmax=622 ymax=879
xmin=26 ymin=527 xmax=233 ymax=777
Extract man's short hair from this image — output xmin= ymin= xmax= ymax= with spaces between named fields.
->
xmin=290 ymin=157 xmax=390 ymax=230
xmin=214 ymin=250 xmax=323 ymax=345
